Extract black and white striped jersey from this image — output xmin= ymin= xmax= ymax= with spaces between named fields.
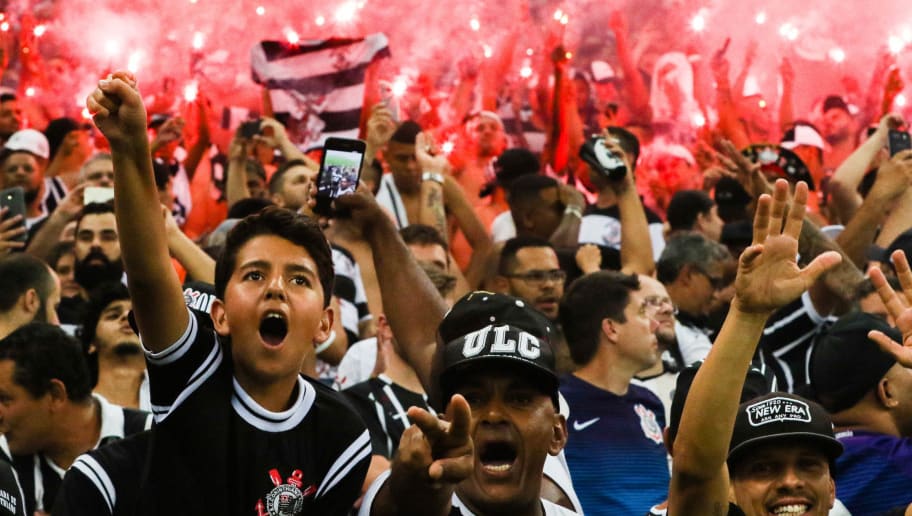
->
xmin=138 ymin=308 xmax=370 ymax=515
xmin=342 ymin=375 xmax=429 ymax=459
xmin=0 ymin=394 xmax=150 ymax=514
xmin=758 ymin=292 xmax=835 ymax=393
xmin=52 ymin=431 xmax=150 ymax=516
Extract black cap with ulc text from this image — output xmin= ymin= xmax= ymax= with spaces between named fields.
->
xmin=728 ymin=393 xmax=843 ymax=465
xmin=438 ymin=291 xmax=558 ymax=408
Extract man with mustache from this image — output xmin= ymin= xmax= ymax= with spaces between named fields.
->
xmin=73 ymin=202 xmax=123 ymax=292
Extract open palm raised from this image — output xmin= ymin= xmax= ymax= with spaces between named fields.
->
xmin=733 ymin=180 xmax=842 ymax=315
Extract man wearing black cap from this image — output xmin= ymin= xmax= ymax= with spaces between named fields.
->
xmin=810 ymin=311 xmax=912 ymax=515
xmin=669 ymin=179 xmax=846 ymax=516
xmin=358 ymin=291 xmax=575 ymax=516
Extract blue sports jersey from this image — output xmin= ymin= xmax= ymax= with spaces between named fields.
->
xmin=560 ymin=374 xmax=669 ymax=515
xmin=834 ymin=430 xmax=912 ymax=516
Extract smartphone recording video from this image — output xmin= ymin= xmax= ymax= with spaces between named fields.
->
xmin=314 ymin=137 xmax=366 ymax=216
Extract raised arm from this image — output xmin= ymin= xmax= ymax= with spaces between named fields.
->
xmin=87 ymin=72 xmax=188 ymax=353
xmin=335 ymin=189 xmax=449 ymax=401
xmin=604 ymin=136 xmax=655 ymax=276
xmin=669 ymin=180 xmax=840 ymax=516
xmin=162 ymin=205 xmax=215 ymax=284
xmin=829 ymin=114 xmax=902 ymax=223
xmin=224 ymin=136 xmax=253 ymax=207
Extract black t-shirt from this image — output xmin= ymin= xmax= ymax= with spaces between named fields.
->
xmin=52 ymin=431 xmax=151 ymax=515
xmin=342 ymin=376 xmax=429 ymax=459
xmin=0 ymin=462 xmax=24 ymax=516
xmin=137 ymin=308 xmax=370 ymax=515
xmin=1 ymin=396 xmax=150 ymax=514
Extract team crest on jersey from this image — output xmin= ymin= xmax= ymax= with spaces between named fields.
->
xmin=635 ymin=403 xmax=663 ymax=444
xmin=255 ymin=468 xmax=315 ymax=516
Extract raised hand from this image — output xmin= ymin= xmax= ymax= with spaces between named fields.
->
xmin=393 ymin=395 xmax=474 ymax=486
xmin=868 ymin=251 xmax=912 ymax=367
xmin=415 ymin=132 xmax=449 ymax=173
xmin=366 ymin=103 xmax=396 ymax=149
xmin=0 ymin=208 xmax=25 ymax=255
xmin=86 ymin=71 xmax=147 ymax=150
xmin=732 ymin=179 xmax=842 ymax=315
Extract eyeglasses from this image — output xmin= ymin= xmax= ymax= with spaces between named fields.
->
xmin=698 ymin=269 xmax=728 ymax=291
xmin=641 ymin=295 xmax=678 ymax=315
xmin=506 ymin=269 xmax=567 ymax=285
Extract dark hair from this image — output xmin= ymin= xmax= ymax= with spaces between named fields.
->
xmin=48 ymin=241 xmax=75 ymax=270
xmin=400 ymin=224 xmax=449 ymax=254
xmin=507 ymin=174 xmax=560 ymax=225
xmin=606 ymin=126 xmax=641 ymax=169
xmin=852 ymin=276 xmax=901 ymax=305
xmin=269 ymin=159 xmax=310 ymax=195
xmin=226 ymin=197 xmax=274 ymax=219
xmin=0 ymin=254 xmax=55 ymax=313
xmin=656 ymin=233 xmax=731 ymax=284
xmin=498 ymin=236 xmax=554 ymax=275
xmin=390 ymin=120 xmax=422 ymax=145
xmin=79 ymin=282 xmax=131 ymax=351
xmin=560 ymin=271 xmax=640 ymax=365
xmin=667 ymin=190 xmax=715 ymax=232
xmin=151 ymin=158 xmax=174 ymax=190
xmin=0 ymin=322 xmax=92 ymax=402
xmin=76 ymin=202 xmax=116 ymax=234
xmin=214 ymin=207 xmax=334 ymax=307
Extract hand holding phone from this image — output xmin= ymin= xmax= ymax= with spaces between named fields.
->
xmin=238 ymin=119 xmax=262 ymax=139
xmin=313 ymin=137 xmax=367 ymax=217
xmin=888 ymin=129 xmax=912 ymax=157
xmin=0 ymin=187 xmax=27 ymax=244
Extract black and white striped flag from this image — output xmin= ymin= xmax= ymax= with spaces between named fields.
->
xmin=250 ymin=33 xmax=390 ymax=149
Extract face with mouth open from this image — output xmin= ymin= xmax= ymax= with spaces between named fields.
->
xmin=452 ymin=366 xmax=567 ymax=514
xmin=211 ymin=235 xmax=332 ymax=388
xmin=730 ymin=440 xmax=835 ymax=516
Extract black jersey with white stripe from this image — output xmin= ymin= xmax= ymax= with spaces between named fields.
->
xmin=578 ymin=204 xmax=666 ymax=260
xmin=52 ymin=431 xmax=151 ymax=516
xmin=138 ymin=308 xmax=370 ymax=515
xmin=758 ymin=292 xmax=835 ymax=393
xmin=342 ymin=375 xmax=429 ymax=458
xmin=0 ymin=395 xmax=151 ymax=514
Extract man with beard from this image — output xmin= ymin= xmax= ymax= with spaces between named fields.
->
xmin=1 ymin=129 xmax=67 ymax=232
xmin=0 ymin=254 xmax=60 ymax=339
xmin=73 ymin=202 xmax=124 ymax=292
xmin=495 ymin=237 xmax=574 ymax=373
xmin=452 ymin=111 xmax=508 ymax=206
xmin=820 ymin=96 xmax=857 ymax=172
xmin=80 ymin=283 xmax=147 ymax=410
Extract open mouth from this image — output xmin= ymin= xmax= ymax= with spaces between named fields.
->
xmin=478 ymin=440 xmax=518 ymax=474
xmin=769 ymin=503 xmax=810 ymax=515
xmin=259 ymin=313 xmax=288 ymax=346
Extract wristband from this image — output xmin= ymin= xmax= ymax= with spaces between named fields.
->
xmin=421 ymin=172 xmax=444 ymax=184
xmin=314 ymin=330 xmax=336 ymax=355
xmin=564 ymin=205 xmax=583 ymax=219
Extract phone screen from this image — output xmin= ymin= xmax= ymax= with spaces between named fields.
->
xmin=318 ymin=148 xmax=363 ymax=199
xmin=889 ymin=130 xmax=912 ymax=157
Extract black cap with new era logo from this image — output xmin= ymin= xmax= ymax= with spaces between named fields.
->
xmin=728 ymin=393 xmax=842 ymax=465
xmin=438 ymin=291 xmax=558 ymax=408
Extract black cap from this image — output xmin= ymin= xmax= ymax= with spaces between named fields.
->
xmin=823 ymin=95 xmax=850 ymax=114
xmin=479 ymin=148 xmax=540 ymax=197
xmin=880 ymin=229 xmax=912 ymax=269
xmin=729 ymin=393 xmax=843 ymax=465
xmin=809 ymin=312 xmax=900 ymax=413
xmin=742 ymin=144 xmax=815 ymax=191
xmin=438 ymin=291 xmax=558 ymax=407
xmin=667 ymin=361 xmax=773 ymax=444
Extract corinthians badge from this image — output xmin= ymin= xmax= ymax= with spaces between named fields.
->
xmin=256 ymin=469 xmax=315 ymax=516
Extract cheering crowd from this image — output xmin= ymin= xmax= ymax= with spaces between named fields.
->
xmin=0 ymin=8 xmax=912 ymax=515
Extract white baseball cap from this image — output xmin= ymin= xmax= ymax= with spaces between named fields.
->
xmin=4 ymin=129 xmax=50 ymax=160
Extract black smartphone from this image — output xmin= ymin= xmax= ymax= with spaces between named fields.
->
xmin=314 ymin=137 xmax=367 ymax=216
xmin=0 ymin=187 xmax=27 ymax=243
xmin=238 ymin=119 xmax=261 ymax=139
xmin=888 ymin=129 xmax=911 ymax=157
